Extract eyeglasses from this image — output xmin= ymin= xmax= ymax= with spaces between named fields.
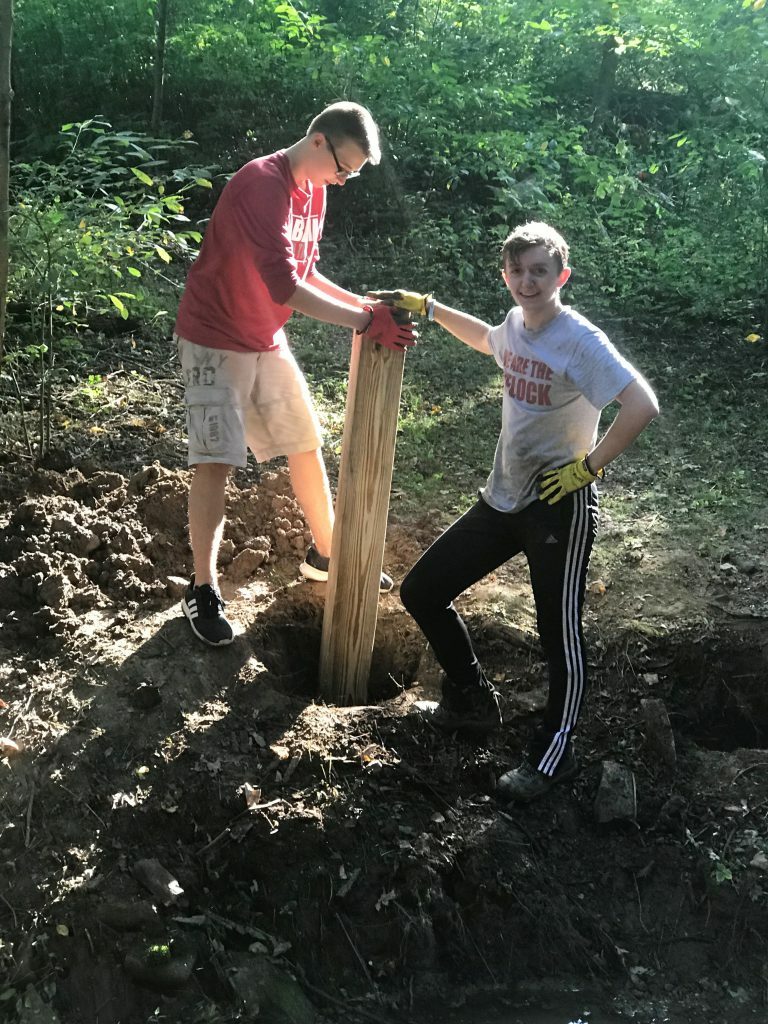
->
xmin=326 ymin=137 xmax=361 ymax=180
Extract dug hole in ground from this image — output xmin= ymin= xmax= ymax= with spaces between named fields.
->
xmin=0 ymin=455 xmax=766 ymax=1024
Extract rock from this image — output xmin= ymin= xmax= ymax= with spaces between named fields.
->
xmin=735 ymin=559 xmax=758 ymax=576
xmin=219 ymin=538 xmax=236 ymax=564
xmin=0 ymin=736 xmax=22 ymax=757
xmin=166 ymin=575 xmax=189 ymax=598
xmin=656 ymin=794 xmax=688 ymax=833
xmin=594 ymin=761 xmax=637 ymax=823
xmin=231 ymin=548 xmax=267 ymax=578
xmin=38 ymin=573 xmax=74 ymax=609
xmin=132 ymin=858 xmax=184 ymax=905
xmin=50 ymin=517 xmax=101 ymax=556
xmin=641 ymin=698 xmax=677 ymax=767
xmin=227 ymin=953 xmax=316 ymax=1024
xmin=96 ymin=900 xmax=161 ymax=932
xmin=123 ymin=945 xmax=195 ymax=992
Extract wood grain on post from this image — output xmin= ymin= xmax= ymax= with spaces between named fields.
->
xmin=318 ymin=330 xmax=405 ymax=705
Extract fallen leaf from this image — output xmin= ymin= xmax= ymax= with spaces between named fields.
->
xmin=243 ymin=783 xmax=262 ymax=810
xmin=376 ymin=889 xmax=396 ymax=911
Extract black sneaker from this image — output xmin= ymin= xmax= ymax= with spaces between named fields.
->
xmin=496 ymin=745 xmax=578 ymax=804
xmin=181 ymin=577 xmax=234 ymax=647
xmin=299 ymin=544 xmax=394 ymax=594
xmin=416 ymin=675 xmax=502 ymax=736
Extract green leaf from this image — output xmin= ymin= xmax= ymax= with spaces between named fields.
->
xmin=131 ymin=167 xmax=155 ymax=187
xmin=154 ymin=245 xmax=172 ymax=264
xmin=195 ymin=178 xmax=213 ymax=189
xmin=108 ymin=294 xmax=129 ymax=319
xmin=127 ymin=267 xmax=142 ymax=278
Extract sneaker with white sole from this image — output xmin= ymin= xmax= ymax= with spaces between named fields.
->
xmin=299 ymin=544 xmax=394 ymax=594
xmin=496 ymin=746 xmax=578 ymax=803
xmin=182 ymin=577 xmax=234 ymax=647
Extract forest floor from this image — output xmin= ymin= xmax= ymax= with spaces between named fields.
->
xmin=0 ymin=321 xmax=767 ymax=1024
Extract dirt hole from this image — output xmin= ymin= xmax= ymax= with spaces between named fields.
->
xmin=668 ymin=640 xmax=768 ymax=751
xmin=258 ymin=618 xmax=422 ymax=701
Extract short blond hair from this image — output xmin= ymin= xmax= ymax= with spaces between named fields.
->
xmin=307 ymin=102 xmax=381 ymax=165
xmin=501 ymin=221 xmax=569 ymax=273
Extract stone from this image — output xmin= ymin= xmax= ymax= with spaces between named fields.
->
xmin=227 ymin=953 xmax=316 ymax=1024
xmin=132 ymin=858 xmax=184 ymax=905
xmin=231 ymin=548 xmax=267 ymax=578
xmin=38 ymin=573 xmax=75 ymax=609
xmin=594 ymin=761 xmax=637 ymax=823
xmin=123 ymin=947 xmax=195 ymax=993
xmin=166 ymin=575 xmax=189 ymax=598
xmin=641 ymin=698 xmax=677 ymax=767
xmin=96 ymin=900 xmax=161 ymax=932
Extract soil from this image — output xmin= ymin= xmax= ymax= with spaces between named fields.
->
xmin=1 ymin=344 xmax=767 ymax=1024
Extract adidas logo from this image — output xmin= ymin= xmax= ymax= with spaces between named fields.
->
xmin=545 ymin=534 xmax=558 ymax=544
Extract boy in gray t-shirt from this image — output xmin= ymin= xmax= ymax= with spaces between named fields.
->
xmin=372 ymin=221 xmax=659 ymax=803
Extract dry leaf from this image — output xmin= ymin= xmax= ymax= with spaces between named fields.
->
xmin=243 ymin=783 xmax=262 ymax=810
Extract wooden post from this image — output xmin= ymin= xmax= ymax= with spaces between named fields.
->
xmin=318 ymin=331 xmax=405 ymax=705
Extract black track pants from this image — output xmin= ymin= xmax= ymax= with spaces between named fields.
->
xmin=400 ymin=489 xmax=598 ymax=775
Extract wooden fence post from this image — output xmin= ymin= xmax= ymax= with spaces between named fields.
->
xmin=318 ymin=331 xmax=405 ymax=705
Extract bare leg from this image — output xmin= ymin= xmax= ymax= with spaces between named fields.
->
xmin=189 ymin=462 xmax=231 ymax=587
xmin=287 ymin=448 xmax=334 ymax=557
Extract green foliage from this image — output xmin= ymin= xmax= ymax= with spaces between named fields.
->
xmin=5 ymin=117 xmax=212 ymax=457
xmin=7 ymin=0 xmax=768 ymax=328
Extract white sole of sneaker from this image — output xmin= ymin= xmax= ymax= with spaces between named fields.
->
xmin=181 ymin=599 xmax=234 ymax=647
xmin=298 ymin=561 xmax=328 ymax=583
xmin=299 ymin=561 xmax=393 ymax=594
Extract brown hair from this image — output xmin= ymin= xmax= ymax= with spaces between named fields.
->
xmin=307 ymin=102 xmax=381 ymax=165
xmin=501 ymin=221 xmax=569 ymax=273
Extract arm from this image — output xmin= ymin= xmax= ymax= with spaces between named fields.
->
xmin=432 ymin=301 xmax=494 ymax=355
xmin=587 ymin=375 xmax=660 ymax=473
xmin=366 ymin=290 xmax=494 ymax=355
xmin=539 ymin=374 xmax=659 ymax=505
xmin=285 ymin=279 xmax=371 ymax=332
xmin=306 ymin=269 xmax=367 ymax=308
xmin=287 ymin=280 xmax=416 ymax=351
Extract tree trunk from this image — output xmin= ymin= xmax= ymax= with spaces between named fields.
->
xmin=151 ymin=0 xmax=170 ymax=133
xmin=0 ymin=0 xmax=13 ymax=361
xmin=592 ymin=35 xmax=619 ymax=132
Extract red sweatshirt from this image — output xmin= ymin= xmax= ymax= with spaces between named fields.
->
xmin=175 ymin=150 xmax=326 ymax=353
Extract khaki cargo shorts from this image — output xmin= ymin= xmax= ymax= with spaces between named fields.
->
xmin=177 ymin=336 xmax=323 ymax=467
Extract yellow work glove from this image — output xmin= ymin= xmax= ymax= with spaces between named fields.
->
xmin=366 ymin=290 xmax=432 ymax=317
xmin=539 ymin=457 xmax=604 ymax=505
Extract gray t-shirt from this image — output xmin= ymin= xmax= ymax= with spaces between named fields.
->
xmin=481 ymin=305 xmax=636 ymax=513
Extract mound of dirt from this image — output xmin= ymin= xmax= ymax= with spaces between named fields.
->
xmin=0 ymin=463 xmax=312 ymax=652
